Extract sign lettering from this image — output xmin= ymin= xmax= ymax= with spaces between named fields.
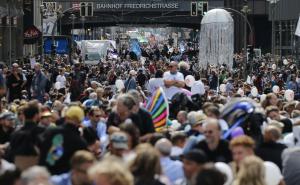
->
xmin=96 ymin=3 xmax=179 ymax=9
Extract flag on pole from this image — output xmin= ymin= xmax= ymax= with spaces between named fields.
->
xmin=295 ymin=16 xmax=300 ymax=37
xmin=145 ymin=87 xmax=169 ymax=132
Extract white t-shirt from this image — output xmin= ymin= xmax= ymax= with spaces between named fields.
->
xmin=264 ymin=161 xmax=283 ymax=185
xmin=148 ymin=78 xmax=165 ymax=95
xmin=191 ymin=80 xmax=205 ymax=95
xmin=56 ymin=75 xmax=66 ymax=88
xmin=163 ymin=71 xmax=184 ymax=99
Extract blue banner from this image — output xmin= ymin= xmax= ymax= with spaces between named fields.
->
xmin=130 ymin=39 xmax=141 ymax=58
xmin=44 ymin=38 xmax=69 ymax=54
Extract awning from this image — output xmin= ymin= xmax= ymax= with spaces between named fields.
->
xmin=24 ymin=25 xmax=42 ymax=44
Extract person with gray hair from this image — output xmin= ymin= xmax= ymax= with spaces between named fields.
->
xmin=155 ymin=138 xmax=184 ymax=184
xmin=256 ymin=125 xmax=287 ymax=170
xmin=21 ymin=166 xmax=52 ymax=185
xmin=194 ymin=118 xmax=232 ymax=163
xmin=107 ymin=93 xmax=155 ymax=138
xmin=128 ymin=90 xmax=155 ymax=140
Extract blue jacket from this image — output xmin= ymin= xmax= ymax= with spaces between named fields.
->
xmin=31 ymin=71 xmax=48 ymax=101
xmin=124 ymin=77 xmax=137 ymax=92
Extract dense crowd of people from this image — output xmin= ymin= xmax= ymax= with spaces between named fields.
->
xmin=0 ymin=43 xmax=299 ymax=185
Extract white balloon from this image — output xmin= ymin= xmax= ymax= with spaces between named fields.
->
xmin=185 ymin=75 xmax=195 ymax=87
xmin=272 ymin=64 xmax=277 ymax=70
xmin=272 ymin=85 xmax=280 ymax=94
xmin=215 ymin=162 xmax=233 ymax=185
xmin=264 ymin=161 xmax=283 ymax=185
xmin=115 ymin=79 xmax=125 ymax=90
xmin=260 ymin=94 xmax=267 ymax=102
xmin=251 ymin=87 xmax=258 ymax=97
xmin=285 ymin=89 xmax=294 ymax=102
xmin=220 ymin=84 xmax=226 ymax=93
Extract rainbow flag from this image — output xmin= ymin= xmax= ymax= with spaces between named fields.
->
xmin=145 ymin=87 xmax=169 ymax=132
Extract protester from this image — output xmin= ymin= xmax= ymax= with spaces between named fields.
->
xmin=39 ymin=106 xmax=87 ymax=174
xmin=6 ymin=101 xmax=44 ymax=171
xmin=21 ymin=166 xmax=52 ymax=185
xmin=163 ymin=61 xmax=185 ymax=100
xmin=51 ymin=150 xmax=96 ymax=185
xmin=194 ymin=118 xmax=232 ymax=163
xmin=155 ymin=138 xmax=184 ymax=184
xmin=0 ymin=112 xmax=16 ymax=144
xmin=31 ymin=63 xmax=48 ymax=102
xmin=6 ymin=63 xmax=24 ymax=102
xmin=194 ymin=166 xmax=226 ymax=185
xmin=255 ymin=125 xmax=287 ymax=170
xmin=233 ymin=156 xmax=267 ymax=185
xmin=130 ymin=144 xmax=167 ymax=185
xmin=88 ymin=157 xmax=134 ymax=185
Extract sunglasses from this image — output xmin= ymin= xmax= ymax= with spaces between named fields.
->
xmin=94 ymin=115 xmax=102 ymax=118
xmin=204 ymin=130 xmax=214 ymax=134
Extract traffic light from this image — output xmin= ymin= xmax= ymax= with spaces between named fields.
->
xmin=202 ymin=2 xmax=208 ymax=15
xmin=191 ymin=2 xmax=197 ymax=17
xmin=80 ymin=2 xmax=93 ymax=17
xmin=198 ymin=2 xmax=209 ymax=16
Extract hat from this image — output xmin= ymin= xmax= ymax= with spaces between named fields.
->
xmin=110 ymin=132 xmax=128 ymax=150
xmin=129 ymin=70 xmax=137 ymax=76
xmin=41 ymin=111 xmax=52 ymax=118
xmin=268 ymin=120 xmax=284 ymax=129
xmin=0 ymin=112 xmax=16 ymax=120
xmin=65 ymin=106 xmax=84 ymax=122
xmin=188 ymin=111 xmax=207 ymax=127
xmin=183 ymin=149 xmax=208 ymax=164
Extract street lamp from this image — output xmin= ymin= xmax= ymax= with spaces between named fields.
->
xmin=267 ymin=0 xmax=280 ymax=61
xmin=241 ymin=3 xmax=251 ymax=79
xmin=40 ymin=4 xmax=44 ymax=63
xmin=6 ymin=3 xmax=12 ymax=67
xmin=69 ymin=14 xmax=76 ymax=40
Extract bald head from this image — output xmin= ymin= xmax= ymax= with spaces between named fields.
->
xmin=264 ymin=125 xmax=282 ymax=142
xmin=203 ymin=118 xmax=221 ymax=131
xmin=155 ymin=138 xmax=172 ymax=156
xmin=34 ymin=63 xmax=41 ymax=73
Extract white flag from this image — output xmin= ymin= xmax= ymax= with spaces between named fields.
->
xmin=296 ymin=16 xmax=300 ymax=37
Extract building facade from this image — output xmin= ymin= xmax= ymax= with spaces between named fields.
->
xmin=224 ymin=0 xmax=270 ymax=53
xmin=0 ymin=0 xmax=24 ymax=65
xmin=271 ymin=0 xmax=300 ymax=58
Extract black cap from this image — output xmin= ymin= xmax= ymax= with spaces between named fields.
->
xmin=183 ymin=149 xmax=208 ymax=164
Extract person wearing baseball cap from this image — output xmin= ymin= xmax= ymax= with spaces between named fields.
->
xmin=108 ymin=131 xmax=129 ymax=158
xmin=39 ymin=105 xmax=87 ymax=175
xmin=175 ymin=149 xmax=208 ymax=185
xmin=0 ymin=112 xmax=16 ymax=144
